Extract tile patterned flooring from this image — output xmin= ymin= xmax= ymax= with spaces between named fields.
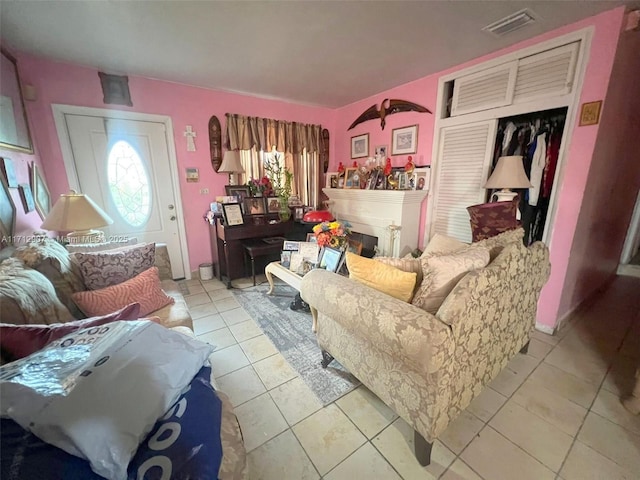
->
xmin=183 ymin=274 xmax=640 ymax=480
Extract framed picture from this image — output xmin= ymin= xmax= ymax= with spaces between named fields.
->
xmin=225 ymin=185 xmax=250 ymax=204
xmin=351 ymin=133 xmax=369 ymax=159
xmin=0 ymin=175 xmax=16 ymax=245
xmin=244 ymin=197 xmax=266 ymax=215
xmin=366 ymin=170 xmax=379 ymax=190
xmin=318 ymin=246 xmax=344 ymax=273
xmin=344 ymin=167 xmax=361 ymax=189
xmin=306 ymin=233 xmax=317 ymax=243
xmin=326 ymin=171 xmax=339 ymax=188
xmin=0 ymin=49 xmax=33 ymax=153
xmin=294 ymin=207 xmax=304 ymax=221
xmin=185 ymin=167 xmax=199 ymax=182
xmin=391 ymin=125 xmax=418 ymax=155
xmin=579 ymin=100 xmax=602 ymax=126
xmin=374 ymin=145 xmax=388 ymax=158
xmin=31 ymin=164 xmax=51 ymax=220
xmin=397 ymin=172 xmax=408 ymax=190
xmin=266 ymin=196 xmax=281 ymax=213
xmin=413 ymin=167 xmax=431 ymax=191
xmin=98 ymin=72 xmax=133 ymax=106
xmin=222 ymin=203 xmax=244 ymax=226
xmin=347 ymin=238 xmax=363 ymax=255
xmin=18 ymin=183 xmax=35 ymax=212
xmin=1 ymin=157 xmax=18 ymax=187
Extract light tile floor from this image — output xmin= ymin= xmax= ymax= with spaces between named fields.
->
xmin=183 ymin=274 xmax=640 ymax=479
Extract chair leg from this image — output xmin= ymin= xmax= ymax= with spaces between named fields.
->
xmin=320 ymin=350 xmax=334 ymax=368
xmin=414 ymin=430 xmax=433 ymax=466
xmin=251 ymin=256 xmax=256 ymax=286
xmin=520 ymin=341 xmax=530 ymax=354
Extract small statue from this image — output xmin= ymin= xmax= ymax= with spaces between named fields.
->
xmin=405 ymin=155 xmax=415 ymax=174
xmin=337 ymin=162 xmax=345 ymax=174
xmin=383 ymin=158 xmax=392 ymax=176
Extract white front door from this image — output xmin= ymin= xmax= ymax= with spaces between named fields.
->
xmin=61 ymin=113 xmax=186 ymax=279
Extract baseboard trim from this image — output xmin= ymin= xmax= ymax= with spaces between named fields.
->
xmin=534 ymin=323 xmax=555 ymax=335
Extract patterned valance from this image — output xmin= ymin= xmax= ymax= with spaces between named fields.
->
xmin=226 ymin=113 xmax=322 ymax=154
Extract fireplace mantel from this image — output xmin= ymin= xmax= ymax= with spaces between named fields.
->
xmin=323 ymin=188 xmax=428 ymax=257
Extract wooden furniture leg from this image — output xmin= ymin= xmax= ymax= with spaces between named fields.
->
xmin=265 ymin=263 xmax=275 ymax=294
xmin=414 ymin=430 xmax=433 ymax=466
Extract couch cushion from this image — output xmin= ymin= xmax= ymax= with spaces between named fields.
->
xmin=346 ymin=252 xmax=417 ymax=302
xmin=467 ymin=198 xmax=519 ymax=242
xmin=374 ymin=256 xmax=424 ymax=287
xmin=412 ymin=245 xmax=490 ymax=315
xmin=474 ymin=227 xmax=524 ymax=261
xmin=72 ymin=267 xmax=174 ymax=317
xmin=0 ymin=258 xmax=75 ymax=325
xmin=155 ymin=279 xmax=194 ymax=330
xmin=0 ymin=303 xmax=141 ymax=361
xmin=421 ymin=233 xmax=468 ymax=257
xmin=13 ymin=238 xmax=86 ymax=318
xmin=72 ymin=242 xmax=156 ymax=290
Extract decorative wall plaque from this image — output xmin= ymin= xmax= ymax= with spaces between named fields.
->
xmin=98 ymin=72 xmax=133 ymax=106
xmin=209 ymin=116 xmax=222 ymax=171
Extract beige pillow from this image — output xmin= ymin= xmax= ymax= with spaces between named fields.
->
xmin=412 ymin=246 xmax=490 ymax=314
xmin=474 ymin=227 xmax=524 ymax=261
xmin=346 ymin=253 xmax=417 ymax=302
xmin=375 ymin=256 xmax=423 ymax=287
xmin=421 ymin=233 xmax=468 ymax=258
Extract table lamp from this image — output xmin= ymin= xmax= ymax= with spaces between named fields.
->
xmin=218 ymin=150 xmax=244 ymax=185
xmin=484 ymin=155 xmax=531 ymax=202
xmin=41 ymin=190 xmax=113 ymax=243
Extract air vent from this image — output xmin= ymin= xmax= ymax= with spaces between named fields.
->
xmin=483 ymin=9 xmax=536 ymax=36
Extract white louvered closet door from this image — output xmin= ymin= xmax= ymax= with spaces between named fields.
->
xmin=431 ymin=120 xmax=498 ymax=243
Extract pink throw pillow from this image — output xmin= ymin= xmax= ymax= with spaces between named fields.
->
xmin=0 ymin=303 xmax=141 ymax=361
xmin=72 ymin=267 xmax=174 ymax=317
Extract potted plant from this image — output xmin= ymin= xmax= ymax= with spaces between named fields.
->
xmin=264 ymin=152 xmax=293 ymax=221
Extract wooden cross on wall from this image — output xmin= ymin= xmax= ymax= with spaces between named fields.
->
xmin=184 ymin=125 xmax=197 ymax=152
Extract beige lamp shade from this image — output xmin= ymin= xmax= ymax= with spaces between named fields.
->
xmin=218 ymin=150 xmax=244 ymax=185
xmin=484 ymin=156 xmax=532 ymax=189
xmin=42 ymin=191 xmax=113 ymax=242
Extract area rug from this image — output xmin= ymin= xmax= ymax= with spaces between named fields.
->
xmin=232 ymin=283 xmax=360 ymax=405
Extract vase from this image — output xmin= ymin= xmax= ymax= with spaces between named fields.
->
xmin=278 ymin=197 xmax=291 ymax=221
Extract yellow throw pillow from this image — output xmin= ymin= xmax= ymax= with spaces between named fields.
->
xmin=346 ymin=252 xmax=417 ymax=302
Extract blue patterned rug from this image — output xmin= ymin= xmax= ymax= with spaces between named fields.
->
xmin=232 ymin=283 xmax=359 ymax=405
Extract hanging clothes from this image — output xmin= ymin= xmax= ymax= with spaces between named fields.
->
xmin=542 ymin=129 xmax=562 ymax=199
xmin=529 ymin=132 xmax=547 ymax=207
xmin=501 ymin=122 xmax=517 ymax=155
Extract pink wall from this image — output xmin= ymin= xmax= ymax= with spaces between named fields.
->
xmin=10 ymin=53 xmax=335 ymax=272
xmin=556 ymin=17 xmax=640 ymax=319
xmin=334 ymin=7 xmax=627 ymax=330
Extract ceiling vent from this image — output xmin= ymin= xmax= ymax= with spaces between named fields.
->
xmin=483 ymin=9 xmax=537 ymax=36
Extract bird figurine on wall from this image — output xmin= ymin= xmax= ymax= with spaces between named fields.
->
xmin=348 ymin=99 xmax=431 ymax=131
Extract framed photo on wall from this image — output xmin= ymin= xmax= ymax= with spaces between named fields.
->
xmin=579 ymin=100 xmax=602 ymax=126
xmin=31 ymin=164 xmax=51 ymax=220
xmin=351 ymin=133 xmax=369 ymax=159
xmin=391 ymin=125 xmax=418 ymax=155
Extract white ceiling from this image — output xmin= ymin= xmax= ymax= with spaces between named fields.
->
xmin=1 ymin=1 xmax=637 ymax=108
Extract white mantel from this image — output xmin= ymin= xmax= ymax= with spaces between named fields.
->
xmin=323 ymin=188 xmax=428 ymax=257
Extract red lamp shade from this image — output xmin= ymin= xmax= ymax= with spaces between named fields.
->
xmin=302 ymin=210 xmax=334 ymax=223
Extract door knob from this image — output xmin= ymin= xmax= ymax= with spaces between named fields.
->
xmin=168 ymin=204 xmax=175 ymax=210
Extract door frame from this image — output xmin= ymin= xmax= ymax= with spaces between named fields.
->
xmin=52 ymin=104 xmax=191 ymax=279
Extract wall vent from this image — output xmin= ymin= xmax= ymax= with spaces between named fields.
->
xmin=483 ymin=9 xmax=537 ymax=36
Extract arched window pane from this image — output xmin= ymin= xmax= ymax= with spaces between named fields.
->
xmin=107 ymin=140 xmax=151 ymax=227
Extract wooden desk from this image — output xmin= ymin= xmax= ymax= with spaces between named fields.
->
xmin=209 ymin=217 xmax=293 ymax=287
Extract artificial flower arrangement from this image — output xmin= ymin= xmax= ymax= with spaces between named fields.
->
xmin=312 ymin=220 xmax=352 ymax=248
xmin=246 ymin=176 xmax=273 ymax=197
xmin=264 ymin=152 xmax=293 ymax=203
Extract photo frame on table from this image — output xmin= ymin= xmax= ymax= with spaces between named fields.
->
xmin=244 ymin=197 xmax=266 ymax=215
xmin=1 ymin=157 xmax=18 ymax=187
xmin=344 ymin=167 xmax=361 ymax=189
xmin=347 ymin=238 xmax=363 ymax=255
xmin=365 ymin=170 xmax=379 ymax=190
xmin=412 ymin=167 xmax=431 ymax=191
xmin=0 ymin=175 xmax=16 ymax=245
xmin=351 ymin=133 xmax=369 ymax=159
xmin=318 ymin=246 xmax=345 ymax=273
xmin=306 ymin=233 xmax=317 ymax=243
xmin=326 ymin=171 xmax=339 ymax=188
xmin=18 ymin=183 xmax=35 ymax=212
xmin=31 ymin=164 xmax=51 ymax=220
xmin=294 ymin=207 xmax=304 ymax=221
xmin=266 ymin=197 xmax=281 ymax=214
xmin=579 ymin=100 xmax=602 ymax=126
xmin=391 ymin=125 xmax=418 ymax=155
xmin=225 ymin=185 xmax=250 ymax=205
xmin=222 ymin=203 xmax=244 ymax=226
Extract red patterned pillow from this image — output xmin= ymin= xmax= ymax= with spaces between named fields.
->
xmin=72 ymin=267 xmax=174 ymax=317
xmin=467 ymin=198 xmax=519 ymax=242
xmin=0 ymin=303 xmax=141 ymax=361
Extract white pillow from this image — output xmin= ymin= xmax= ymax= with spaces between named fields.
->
xmin=0 ymin=320 xmax=213 ymax=480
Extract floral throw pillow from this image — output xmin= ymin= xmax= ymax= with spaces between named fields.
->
xmin=72 ymin=267 xmax=174 ymax=317
xmin=73 ymin=243 xmax=156 ymax=290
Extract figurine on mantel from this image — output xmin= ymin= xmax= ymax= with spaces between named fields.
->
xmin=384 ymin=158 xmax=392 ymax=176
xmin=404 ymin=155 xmax=415 ymax=174
xmin=337 ymin=162 xmax=345 ymax=174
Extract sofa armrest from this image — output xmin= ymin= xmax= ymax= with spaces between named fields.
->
xmin=301 ymin=269 xmax=453 ymax=375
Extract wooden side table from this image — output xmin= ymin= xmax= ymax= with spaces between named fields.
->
xmin=265 ymin=261 xmax=302 ymax=294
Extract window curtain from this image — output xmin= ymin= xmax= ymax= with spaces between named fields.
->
xmin=227 ymin=114 xmax=322 ymax=207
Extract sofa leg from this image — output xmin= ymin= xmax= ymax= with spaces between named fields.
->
xmin=320 ymin=350 xmax=334 ymax=368
xmin=414 ymin=430 xmax=432 ymax=466
xmin=520 ymin=341 xmax=530 ymax=354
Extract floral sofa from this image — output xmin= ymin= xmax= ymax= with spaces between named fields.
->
xmin=0 ymin=238 xmax=248 ymax=479
xmin=301 ymin=229 xmax=551 ymax=465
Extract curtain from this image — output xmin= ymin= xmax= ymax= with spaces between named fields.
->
xmin=228 ymin=114 xmax=322 ymax=207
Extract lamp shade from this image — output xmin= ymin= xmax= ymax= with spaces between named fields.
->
xmin=41 ymin=191 xmax=113 ymax=232
xmin=218 ymin=150 xmax=244 ymax=173
xmin=484 ymin=156 xmax=532 ymax=189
